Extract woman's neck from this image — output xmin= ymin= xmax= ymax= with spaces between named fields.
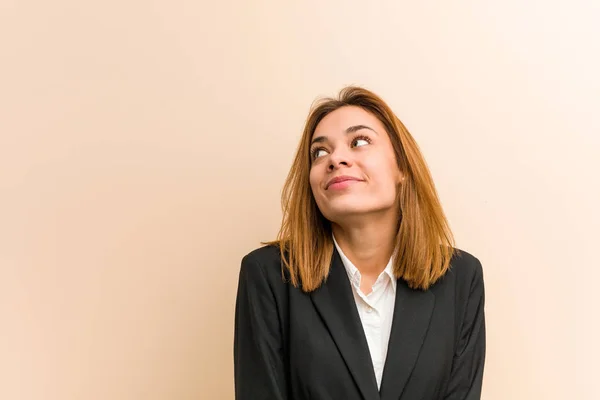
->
xmin=331 ymin=215 xmax=398 ymax=278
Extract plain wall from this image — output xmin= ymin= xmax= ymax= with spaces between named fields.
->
xmin=1 ymin=1 xmax=599 ymax=399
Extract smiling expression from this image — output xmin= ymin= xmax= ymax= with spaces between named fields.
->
xmin=309 ymin=106 xmax=404 ymax=223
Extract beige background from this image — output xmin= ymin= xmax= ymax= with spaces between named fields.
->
xmin=1 ymin=1 xmax=599 ymax=399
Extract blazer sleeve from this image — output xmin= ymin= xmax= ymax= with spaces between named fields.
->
xmin=233 ymin=254 xmax=287 ymax=400
xmin=444 ymin=257 xmax=486 ymax=400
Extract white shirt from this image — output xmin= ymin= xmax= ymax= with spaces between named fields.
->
xmin=332 ymin=233 xmax=397 ymax=390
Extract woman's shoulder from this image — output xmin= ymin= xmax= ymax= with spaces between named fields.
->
xmin=242 ymin=244 xmax=283 ymax=266
xmin=449 ymin=247 xmax=483 ymax=276
xmin=238 ymin=244 xmax=484 ymax=293
xmin=238 ymin=244 xmax=287 ymax=283
xmin=436 ymin=247 xmax=485 ymax=293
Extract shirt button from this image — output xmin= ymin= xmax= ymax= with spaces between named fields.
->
xmin=366 ymin=307 xmax=374 ymax=313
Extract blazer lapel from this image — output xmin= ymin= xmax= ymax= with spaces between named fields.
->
xmin=378 ymin=280 xmax=435 ymax=400
xmin=310 ymin=247 xmax=380 ymax=400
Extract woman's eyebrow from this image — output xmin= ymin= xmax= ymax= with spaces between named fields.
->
xmin=311 ymin=125 xmax=378 ymax=146
xmin=345 ymin=124 xmax=377 ymax=135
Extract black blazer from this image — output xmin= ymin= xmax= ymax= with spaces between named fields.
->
xmin=234 ymin=244 xmax=486 ymax=400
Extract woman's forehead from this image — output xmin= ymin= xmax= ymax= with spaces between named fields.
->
xmin=313 ymin=106 xmax=381 ymax=136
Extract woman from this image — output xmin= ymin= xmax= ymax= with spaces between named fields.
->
xmin=234 ymin=86 xmax=486 ymax=400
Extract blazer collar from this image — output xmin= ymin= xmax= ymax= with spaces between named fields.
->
xmin=310 ymin=246 xmax=435 ymax=400
xmin=379 ymin=276 xmax=435 ymax=400
xmin=310 ymin=246 xmax=380 ymax=400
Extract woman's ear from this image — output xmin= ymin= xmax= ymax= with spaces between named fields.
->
xmin=397 ymin=172 xmax=406 ymax=184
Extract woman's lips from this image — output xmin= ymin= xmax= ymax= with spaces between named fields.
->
xmin=328 ymin=180 xmax=361 ymax=190
xmin=326 ymin=175 xmax=361 ymax=189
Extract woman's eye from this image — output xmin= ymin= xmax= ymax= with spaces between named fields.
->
xmin=313 ymin=148 xmax=327 ymax=159
xmin=311 ymin=137 xmax=370 ymax=160
xmin=353 ymin=138 xmax=369 ymax=147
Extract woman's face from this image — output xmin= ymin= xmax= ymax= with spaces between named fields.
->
xmin=309 ymin=106 xmax=403 ymax=224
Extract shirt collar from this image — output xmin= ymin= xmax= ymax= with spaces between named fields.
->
xmin=383 ymin=256 xmax=397 ymax=292
xmin=332 ymin=233 xmax=397 ymax=293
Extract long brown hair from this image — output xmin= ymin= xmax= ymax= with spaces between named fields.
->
xmin=262 ymin=86 xmax=457 ymax=292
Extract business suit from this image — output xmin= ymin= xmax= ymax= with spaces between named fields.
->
xmin=234 ymin=244 xmax=486 ymax=400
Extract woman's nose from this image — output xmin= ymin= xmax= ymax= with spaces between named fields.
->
xmin=327 ymin=148 xmax=352 ymax=170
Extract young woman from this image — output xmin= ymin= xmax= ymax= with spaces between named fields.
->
xmin=234 ymin=86 xmax=486 ymax=400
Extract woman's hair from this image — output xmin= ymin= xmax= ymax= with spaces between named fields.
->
xmin=261 ymin=86 xmax=457 ymax=292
